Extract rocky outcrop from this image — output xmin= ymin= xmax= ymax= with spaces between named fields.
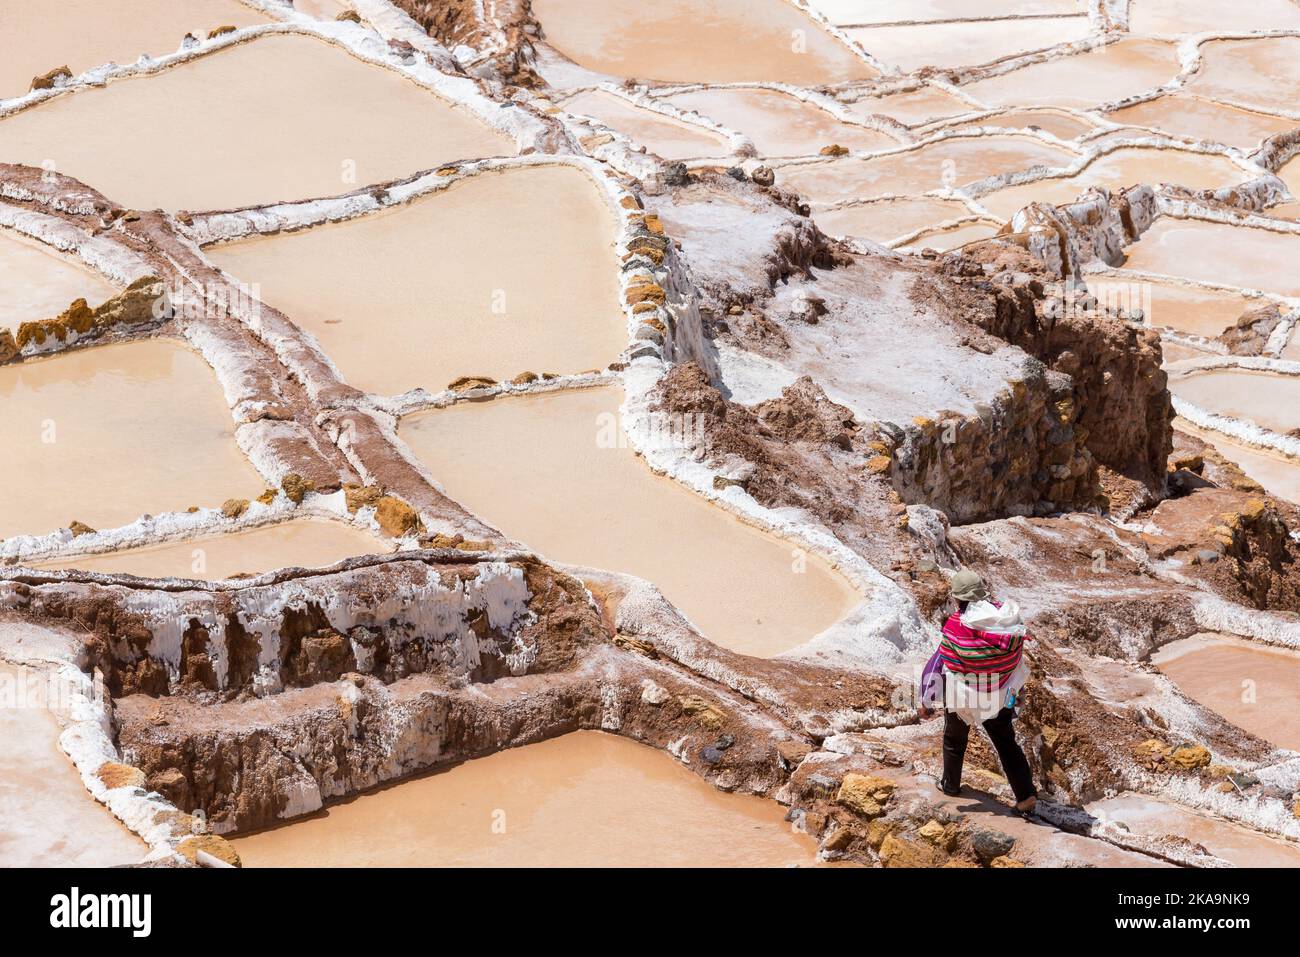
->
xmin=8 ymin=276 xmax=171 ymax=361
xmin=1217 ymin=303 xmax=1283 ymax=356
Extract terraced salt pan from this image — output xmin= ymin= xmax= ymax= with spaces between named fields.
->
xmin=530 ymin=0 xmax=877 ymax=86
xmin=1138 ymin=281 xmax=1252 ymax=339
xmin=962 ymin=39 xmax=1180 ymax=109
xmin=1122 ymin=219 xmax=1300 ymax=297
xmin=208 ymin=165 xmax=623 ymax=396
xmin=0 ymin=32 xmax=513 ymax=211
xmin=399 ymin=386 xmax=858 ymax=657
xmin=1107 ymin=94 xmax=1298 ymax=151
xmin=979 ymin=148 xmax=1248 ymax=222
xmin=811 ymin=0 xmax=1085 ymax=23
xmin=1089 ymin=794 xmax=1300 ymax=868
xmin=1187 ymin=37 xmax=1300 ymax=116
xmin=1170 ymin=370 xmax=1300 ymax=436
xmin=943 ymin=109 xmax=1096 ymax=141
xmin=779 ymin=136 xmax=1075 ymax=209
xmin=0 ymin=0 xmax=269 ymax=99
xmin=665 ymin=88 xmax=895 ymax=158
xmin=0 ymin=227 xmax=118 ymax=332
xmin=561 ymin=91 xmax=731 ymax=160
xmin=231 ymin=731 xmax=820 ymax=866
xmin=1153 ymin=634 xmax=1300 ymax=752
xmin=1129 ymin=0 xmax=1300 ymax=35
xmin=1175 ymin=419 xmax=1300 ymax=504
xmin=815 ymin=196 xmax=972 ymax=244
xmin=899 ymin=221 xmax=1000 ymax=252
xmin=0 ymin=339 xmax=264 ymax=540
xmin=34 ymin=520 xmax=386 ymax=580
xmin=0 ymin=661 xmax=146 ymax=866
xmin=845 ymin=18 xmax=1091 ymax=73
xmin=845 ymin=86 xmax=972 ymax=127
xmin=1279 ymin=157 xmax=1300 ymax=201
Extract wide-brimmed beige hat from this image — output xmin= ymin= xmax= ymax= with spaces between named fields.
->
xmin=949 ymin=570 xmax=989 ymax=602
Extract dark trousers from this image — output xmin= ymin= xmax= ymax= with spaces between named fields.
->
xmin=942 ymin=708 xmax=1038 ymax=803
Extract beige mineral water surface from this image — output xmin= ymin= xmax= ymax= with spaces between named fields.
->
xmin=814 ymin=0 xmax=1085 ymax=23
xmin=846 ymin=17 xmax=1090 ymax=73
xmin=1121 ymin=219 xmax=1300 ymax=297
xmin=666 ymin=88 xmax=895 ymax=158
xmin=230 ymin=731 xmax=820 ymax=867
xmin=963 ymin=38 xmax=1180 ymax=109
xmin=943 ymin=109 xmax=1096 ymax=141
xmin=978 ymin=147 xmax=1245 ymax=221
xmin=1106 ymin=94 xmax=1297 ymax=151
xmin=209 ymin=165 xmax=623 ymax=396
xmin=1129 ymin=0 xmax=1300 ymax=35
xmin=561 ymin=91 xmax=730 ymax=160
xmin=899 ymin=221 xmax=1000 ymax=252
xmin=399 ymin=386 xmax=858 ymax=657
xmin=0 ymin=227 xmax=118 ymax=333
xmin=780 ymin=136 xmax=1075 ymax=209
xmin=0 ymin=339 xmax=265 ymax=540
xmin=0 ymin=661 xmax=147 ymax=866
xmin=0 ymin=32 xmax=513 ymax=211
xmin=1153 ymin=634 xmax=1300 ymax=751
xmin=1170 ymin=370 xmax=1300 ymax=436
xmin=530 ymin=0 xmax=876 ymax=85
xmin=35 ymin=520 xmax=386 ymax=580
xmin=1088 ymin=793 xmax=1300 ymax=868
xmin=1188 ymin=37 xmax=1300 ymax=115
xmin=847 ymin=86 xmax=971 ymax=127
xmin=1139 ymin=281 xmax=1252 ymax=339
xmin=816 ymin=196 xmax=972 ymax=244
xmin=0 ymin=0 xmax=269 ymax=99
xmin=1173 ymin=419 xmax=1300 ymax=505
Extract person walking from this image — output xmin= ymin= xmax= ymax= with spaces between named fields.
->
xmin=919 ymin=570 xmax=1038 ymax=815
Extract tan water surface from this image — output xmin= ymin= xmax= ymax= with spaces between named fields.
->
xmin=1170 ymin=370 xmax=1300 ymax=435
xmin=963 ymin=38 xmax=1180 ymax=109
xmin=1130 ymin=0 xmax=1300 ymax=35
xmin=34 ymin=519 xmax=386 ymax=580
xmin=0 ymin=228 xmax=118 ymax=332
xmin=561 ymin=91 xmax=731 ymax=160
xmin=0 ymin=339 xmax=265 ymax=540
xmin=1122 ymin=219 xmax=1300 ymax=297
xmin=780 ymin=135 xmax=1075 ymax=209
xmin=816 ymin=196 xmax=973 ymax=243
xmin=846 ymin=86 xmax=972 ymax=127
xmin=1188 ymin=37 xmax=1300 ymax=115
xmin=209 ymin=165 xmax=623 ymax=396
xmin=899 ymin=221 xmax=1000 ymax=252
xmin=979 ymin=147 xmax=1245 ymax=221
xmin=0 ymin=32 xmax=513 ymax=211
xmin=399 ymin=386 xmax=858 ymax=657
xmin=1153 ymin=634 xmax=1300 ymax=751
xmin=1139 ymin=281 xmax=1252 ymax=339
xmin=666 ymin=87 xmax=895 ymax=158
xmin=847 ymin=17 xmax=1090 ymax=73
xmin=1174 ymin=420 xmax=1300 ymax=505
xmin=0 ymin=661 xmax=147 ymax=866
xmin=0 ymin=0 xmax=268 ymax=99
xmin=1107 ymin=94 xmax=1297 ymax=150
xmin=815 ymin=0 xmax=1084 ymax=23
xmin=943 ymin=108 xmax=1096 ymax=141
xmin=230 ymin=731 xmax=820 ymax=867
xmin=531 ymin=0 xmax=876 ymax=85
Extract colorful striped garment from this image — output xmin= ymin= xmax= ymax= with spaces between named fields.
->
xmin=937 ymin=607 xmax=1024 ymax=690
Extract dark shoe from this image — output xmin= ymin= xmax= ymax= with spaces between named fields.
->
xmin=936 ymin=778 xmax=962 ymax=797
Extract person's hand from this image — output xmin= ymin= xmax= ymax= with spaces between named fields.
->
xmin=918 ymin=707 xmax=934 ymax=720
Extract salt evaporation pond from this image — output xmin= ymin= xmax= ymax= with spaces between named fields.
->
xmin=665 ymin=88 xmax=896 ymax=158
xmin=230 ymin=731 xmax=820 ymax=867
xmin=0 ymin=339 xmax=264 ymax=540
xmin=0 ymin=32 xmax=513 ymax=211
xmin=399 ymin=386 xmax=858 ymax=657
xmin=815 ymin=196 xmax=973 ymax=245
xmin=560 ymin=91 xmax=730 ymax=160
xmin=1107 ymin=94 xmax=1297 ymax=151
xmin=209 ymin=165 xmax=624 ymax=396
xmin=978 ymin=147 xmax=1247 ymax=221
xmin=846 ymin=17 xmax=1091 ymax=73
xmin=899 ymin=221 xmax=1000 ymax=252
xmin=1170 ymin=370 xmax=1300 ymax=436
xmin=530 ymin=0 xmax=877 ymax=85
xmin=1174 ymin=420 xmax=1300 ymax=505
xmin=0 ymin=0 xmax=268 ymax=99
xmin=0 ymin=227 xmax=118 ymax=333
xmin=845 ymin=86 xmax=971 ymax=127
xmin=35 ymin=520 xmax=386 ymax=580
xmin=1129 ymin=0 xmax=1300 ymax=34
xmin=1135 ymin=280 xmax=1253 ymax=340
xmin=780 ymin=135 xmax=1075 ymax=209
xmin=962 ymin=38 xmax=1180 ymax=109
xmin=1089 ymin=794 xmax=1300 ymax=868
xmin=945 ymin=109 xmax=1096 ymax=141
xmin=0 ymin=661 xmax=146 ymax=865
xmin=1153 ymin=634 xmax=1300 ymax=752
xmin=1122 ymin=219 xmax=1300 ymax=297
xmin=1187 ymin=36 xmax=1300 ymax=115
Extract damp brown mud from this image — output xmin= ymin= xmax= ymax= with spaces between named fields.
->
xmin=229 ymin=731 xmax=820 ymax=867
xmin=398 ymin=385 xmax=858 ymax=658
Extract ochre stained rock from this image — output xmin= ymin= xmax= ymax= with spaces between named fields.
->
xmin=836 ymin=773 xmax=896 ymax=818
xmin=374 ymin=496 xmax=421 ymax=537
xmin=177 ymin=834 xmax=242 ymax=868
